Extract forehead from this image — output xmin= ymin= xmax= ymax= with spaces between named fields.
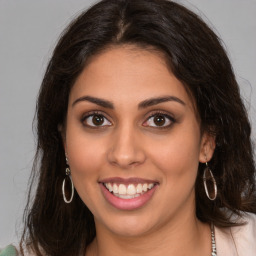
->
xmin=69 ymin=45 xmax=194 ymax=109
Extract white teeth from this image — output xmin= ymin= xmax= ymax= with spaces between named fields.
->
xmin=114 ymin=194 xmax=140 ymax=199
xmin=127 ymin=184 xmax=136 ymax=195
xmin=136 ymin=184 xmax=143 ymax=193
xmin=113 ymin=183 xmax=118 ymax=193
xmin=148 ymin=183 xmax=154 ymax=189
xmin=104 ymin=182 xmax=156 ymax=198
xmin=118 ymin=184 xmax=126 ymax=195
xmin=106 ymin=183 xmax=113 ymax=192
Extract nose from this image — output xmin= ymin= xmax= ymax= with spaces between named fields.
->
xmin=107 ymin=125 xmax=146 ymax=169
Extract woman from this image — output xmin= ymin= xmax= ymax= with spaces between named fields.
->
xmin=3 ymin=0 xmax=255 ymax=255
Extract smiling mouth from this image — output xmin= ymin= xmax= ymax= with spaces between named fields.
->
xmin=99 ymin=178 xmax=159 ymax=210
xmin=103 ymin=182 xmax=157 ymax=199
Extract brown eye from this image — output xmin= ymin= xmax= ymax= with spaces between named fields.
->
xmin=143 ymin=112 xmax=175 ymax=128
xmin=92 ymin=115 xmax=104 ymax=126
xmin=153 ymin=115 xmax=166 ymax=126
xmin=82 ymin=113 xmax=111 ymax=127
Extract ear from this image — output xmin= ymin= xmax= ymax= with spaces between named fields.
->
xmin=199 ymin=132 xmax=216 ymax=163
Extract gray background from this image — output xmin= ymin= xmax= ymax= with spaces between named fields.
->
xmin=0 ymin=0 xmax=255 ymax=246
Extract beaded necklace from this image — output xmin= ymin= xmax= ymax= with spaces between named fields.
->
xmin=211 ymin=223 xmax=217 ymax=256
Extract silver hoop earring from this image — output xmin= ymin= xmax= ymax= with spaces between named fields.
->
xmin=62 ymin=167 xmax=74 ymax=203
xmin=203 ymin=163 xmax=217 ymax=201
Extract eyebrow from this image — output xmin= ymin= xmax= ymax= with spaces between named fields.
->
xmin=72 ymin=95 xmax=185 ymax=109
xmin=72 ymin=96 xmax=114 ymax=109
xmin=138 ymin=96 xmax=185 ymax=109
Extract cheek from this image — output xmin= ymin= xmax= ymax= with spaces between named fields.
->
xmin=65 ymin=132 xmax=109 ymax=213
xmin=149 ymin=125 xmax=201 ymax=182
xmin=65 ymin=123 xmax=107 ymax=194
xmin=68 ymin=141 xmax=106 ymax=178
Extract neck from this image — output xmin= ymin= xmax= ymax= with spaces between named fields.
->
xmin=86 ymin=215 xmax=211 ymax=256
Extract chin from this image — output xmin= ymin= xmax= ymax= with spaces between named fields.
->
xmin=100 ymin=213 xmax=157 ymax=238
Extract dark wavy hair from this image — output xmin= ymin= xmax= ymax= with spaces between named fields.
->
xmin=20 ymin=0 xmax=256 ymax=255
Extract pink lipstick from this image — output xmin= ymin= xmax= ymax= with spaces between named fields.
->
xmin=99 ymin=177 xmax=158 ymax=210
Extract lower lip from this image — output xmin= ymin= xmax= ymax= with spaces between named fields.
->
xmin=99 ymin=183 xmax=158 ymax=210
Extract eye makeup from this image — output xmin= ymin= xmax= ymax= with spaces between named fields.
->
xmin=80 ymin=110 xmax=112 ymax=129
xmin=80 ymin=109 xmax=177 ymax=130
xmin=142 ymin=110 xmax=176 ymax=130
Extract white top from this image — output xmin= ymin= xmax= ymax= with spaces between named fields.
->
xmin=215 ymin=212 xmax=256 ymax=256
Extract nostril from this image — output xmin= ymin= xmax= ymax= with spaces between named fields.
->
xmin=107 ymin=145 xmax=146 ymax=168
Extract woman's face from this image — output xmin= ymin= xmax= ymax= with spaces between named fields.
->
xmin=65 ymin=46 xmax=214 ymax=237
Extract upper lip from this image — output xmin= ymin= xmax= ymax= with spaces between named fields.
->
xmin=99 ymin=177 xmax=159 ymax=185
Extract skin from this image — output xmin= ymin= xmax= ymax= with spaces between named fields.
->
xmin=64 ymin=45 xmax=215 ymax=256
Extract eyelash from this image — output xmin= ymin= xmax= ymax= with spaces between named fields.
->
xmin=143 ymin=110 xmax=176 ymax=129
xmin=81 ymin=111 xmax=111 ymax=129
xmin=80 ymin=110 xmax=176 ymax=129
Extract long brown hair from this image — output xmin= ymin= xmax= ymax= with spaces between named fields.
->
xmin=21 ymin=0 xmax=256 ymax=255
